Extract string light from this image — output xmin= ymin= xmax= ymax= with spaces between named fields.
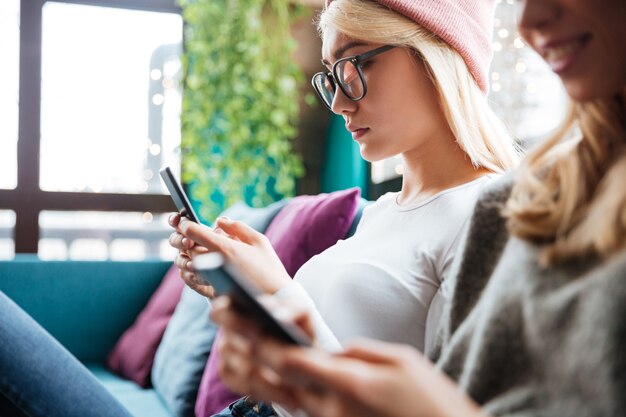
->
xmin=162 ymin=77 xmax=175 ymax=89
xmin=149 ymin=144 xmax=161 ymax=155
xmin=150 ymin=69 xmax=162 ymax=80
xmin=490 ymin=0 xmax=558 ymax=139
xmin=143 ymin=169 xmax=154 ymax=180
xmin=152 ymin=94 xmax=164 ymax=106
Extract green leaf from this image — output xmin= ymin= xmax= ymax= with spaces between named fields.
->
xmin=179 ymin=0 xmax=307 ymax=220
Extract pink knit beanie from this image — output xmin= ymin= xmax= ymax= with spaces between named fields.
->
xmin=324 ymin=0 xmax=496 ymax=93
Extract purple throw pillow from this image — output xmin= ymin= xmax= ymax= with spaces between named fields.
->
xmin=195 ymin=188 xmax=361 ymax=416
xmin=264 ymin=188 xmax=361 ymax=277
xmin=106 ymin=264 xmax=185 ymax=387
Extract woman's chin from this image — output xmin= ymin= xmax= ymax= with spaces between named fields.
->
xmin=359 ymin=151 xmax=379 ymax=164
xmin=358 ymin=146 xmax=390 ymax=164
xmin=562 ymin=76 xmax=625 ymax=102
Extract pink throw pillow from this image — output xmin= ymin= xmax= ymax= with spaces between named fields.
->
xmin=107 ymin=264 xmax=185 ymax=387
xmin=195 ymin=188 xmax=361 ymax=416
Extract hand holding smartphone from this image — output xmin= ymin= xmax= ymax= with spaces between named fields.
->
xmin=159 ymin=167 xmax=200 ymax=223
xmin=194 ymin=252 xmax=312 ymax=347
xmin=160 ymin=167 xmax=310 ymax=346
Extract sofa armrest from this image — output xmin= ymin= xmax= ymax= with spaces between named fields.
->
xmin=0 ymin=255 xmax=171 ymax=363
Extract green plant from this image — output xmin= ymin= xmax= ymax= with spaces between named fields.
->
xmin=179 ymin=0 xmax=306 ymax=221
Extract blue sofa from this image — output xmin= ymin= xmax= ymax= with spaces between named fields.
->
xmin=0 ymin=193 xmax=369 ymax=416
xmin=0 ymin=256 xmax=175 ymax=416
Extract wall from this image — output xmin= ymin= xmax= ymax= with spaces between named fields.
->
xmin=321 ymin=114 xmax=368 ymax=194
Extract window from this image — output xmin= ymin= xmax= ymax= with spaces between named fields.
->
xmin=0 ymin=0 xmax=182 ymax=257
xmin=0 ymin=0 xmax=20 ymax=190
xmin=40 ymin=3 xmax=182 ymax=194
xmin=39 ymin=211 xmax=176 ymax=260
xmin=0 ymin=211 xmax=16 ymax=259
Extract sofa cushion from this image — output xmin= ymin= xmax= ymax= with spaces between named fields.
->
xmin=106 ymin=264 xmax=185 ymax=387
xmin=151 ymin=286 xmax=217 ymax=417
xmin=151 ymin=200 xmax=287 ymax=417
xmin=195 ymin=188 xmax=362 ymax=417
xmin=0 ymin=257 xmax=170 ymax=363
xmin=264 ymin=187 xmax=361 ymax=277
xmin=87 ymin=363 xmax=171 ymax=417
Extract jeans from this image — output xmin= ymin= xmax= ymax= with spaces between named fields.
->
xmin=212 ymin=397 xmax=278 ymax=417
xmin=0 ymin=291 xmax=133 ymax=417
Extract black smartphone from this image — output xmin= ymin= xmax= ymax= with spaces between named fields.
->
xmin=194 ymin=252 xmax=312 ymax=347
xmin=159 ymin=167 xmax=200 ymax=223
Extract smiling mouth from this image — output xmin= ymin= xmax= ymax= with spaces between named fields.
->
xmin=541 ymin=35 xmax=590 ymax=73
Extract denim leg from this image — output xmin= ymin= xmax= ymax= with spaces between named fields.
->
xmin=0 ymin=391 xmax=28 ymax=417
xmin=211 ymin=404 xmax=237 ymax=417
xmin=214 ymin=397 xmax=277 ymax=417
xmin=0 ymin=291 xmax=133 ymax=417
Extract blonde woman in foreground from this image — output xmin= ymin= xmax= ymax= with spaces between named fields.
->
xmin=170 ymin=0 xmax=518 ymax=415
xmin=211 ymin=0 xmax=626 ymax=416
xmin=171 ymin=1 xmax=518 ymax=415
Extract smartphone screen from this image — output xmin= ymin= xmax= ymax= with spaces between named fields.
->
xmin=159 ymin=167 xmax=200 ymax=223
xmin=194 ymin=252 xmax=312 ymax=347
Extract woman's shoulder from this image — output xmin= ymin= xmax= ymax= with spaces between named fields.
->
xmin=360 ymin=191 xmax=398 ymax=214
xmin=462 ymin=172 xmax=515 ymax=252
xmin=475 ymin=171 xmax=515 ymax=207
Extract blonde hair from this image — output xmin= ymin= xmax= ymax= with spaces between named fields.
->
xmin=318 ymin=0 xmax=520 ymax=173
xmin=507 ymin=96 xmax=626 ymax=264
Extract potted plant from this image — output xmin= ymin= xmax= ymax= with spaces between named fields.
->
xmin=179 ymin=0 xmax=307 ymax=221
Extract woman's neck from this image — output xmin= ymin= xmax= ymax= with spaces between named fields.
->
xmin=396 ymin=138 xmax=491 ymax=206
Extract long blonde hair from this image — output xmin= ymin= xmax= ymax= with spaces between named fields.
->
xmin=318 ymin=0 xmax=520 ymax=173
xmin=506 ymin=95 xmax=626 ymax=264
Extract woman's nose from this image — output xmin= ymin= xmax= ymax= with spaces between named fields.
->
xmin=517 ymin=0 xmax=560 ymax=32
xmin=330 ymin=87 xmax=358 ymax=115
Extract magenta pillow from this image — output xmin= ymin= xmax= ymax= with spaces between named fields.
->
xmin=195 ymin=188 xmax=361 ymax=416
xmin=107 ymin=264 xmax=185 ymax=387
xmin=264 ymin=187 xmax=361 ymax=276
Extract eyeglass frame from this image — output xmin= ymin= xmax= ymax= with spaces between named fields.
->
xmin=311 ymin=44 xmax=396 ymax=110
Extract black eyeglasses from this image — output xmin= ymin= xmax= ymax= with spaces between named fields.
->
xmin=311 ymin=44 xmax=396 ymax=110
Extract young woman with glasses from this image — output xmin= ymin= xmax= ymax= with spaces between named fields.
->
xmin=170 ymin=0 xmax=518 ymax=415
xmin=211 ymin=0 xmax=626 ymax=416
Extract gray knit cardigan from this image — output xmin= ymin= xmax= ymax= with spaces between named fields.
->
xmin=431 ymin=176 xmax=626 ymax=417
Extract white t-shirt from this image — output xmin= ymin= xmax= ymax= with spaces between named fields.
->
xmin=274 ymin=175 xmax=496 ymax=354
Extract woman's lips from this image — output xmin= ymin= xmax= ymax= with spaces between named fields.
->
xmin=539 ymin=34 xmax=591 ymax=74
xmin=351 ymin=128 xmax=369 ymax=140
xmin=346 ymin=123 xmax=369 ymax=140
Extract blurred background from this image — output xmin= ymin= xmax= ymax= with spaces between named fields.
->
xmin=0 ymin=0 xmax=566 ymax=261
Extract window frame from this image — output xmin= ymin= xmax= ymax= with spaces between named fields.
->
xmin=0 ymin=0 xmax=182 ymax=254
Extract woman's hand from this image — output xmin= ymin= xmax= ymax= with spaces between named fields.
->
xmin=210 ymin=296 xmax=316 ymax=411
xmin=258 ymin=339 xmax=484 ymax=417
xmin=168 ymin=213 xmax=215 ymax=298
xmin=212 ymin=297 xmax=482 ymax=417
xmin=174 ymin=215 xmax=292 ymax=294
